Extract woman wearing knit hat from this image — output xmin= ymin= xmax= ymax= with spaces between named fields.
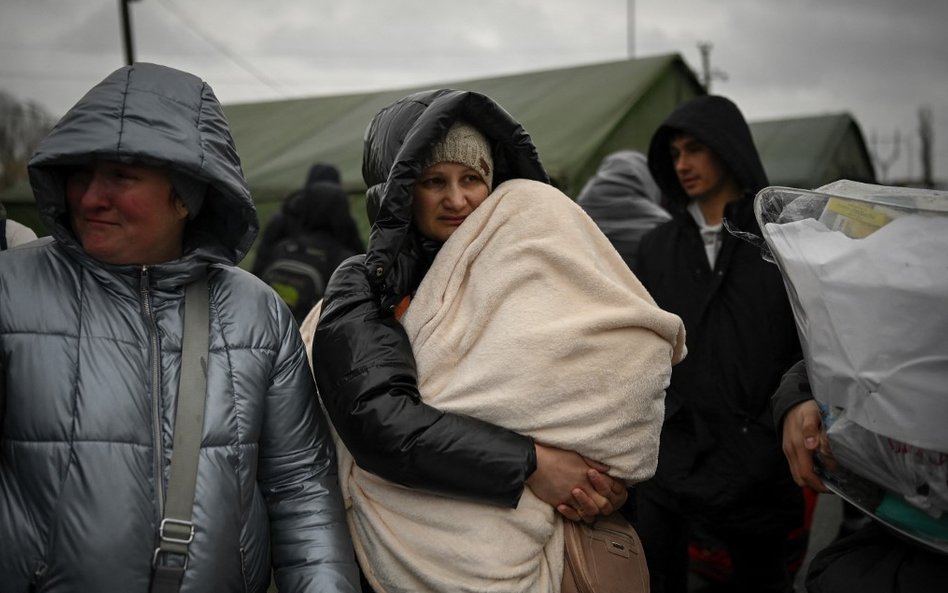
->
xmin=308 ymin=89 xmax=684 ymax=592
xmin=410 ymin=121 xmax=493 ymax=242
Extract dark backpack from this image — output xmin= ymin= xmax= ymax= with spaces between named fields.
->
xmin=259 ymin=235 xmax=330 ymax=323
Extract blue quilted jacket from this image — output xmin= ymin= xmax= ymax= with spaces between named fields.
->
xmin=0 ymin=63 xmax=358 ymax=593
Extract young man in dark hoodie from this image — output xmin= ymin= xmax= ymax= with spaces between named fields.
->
xmin=633 ymin=95 xmax=804 ymax=593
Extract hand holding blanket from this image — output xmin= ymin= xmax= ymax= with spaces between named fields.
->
xmin=402 ymin=180 xmax=685 ymax=484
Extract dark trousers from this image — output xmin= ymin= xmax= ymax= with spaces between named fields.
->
xmin=634 ymin=482 xmax=796 ymax=593
xmin=807 ymin=521 xmax=948 ymax=593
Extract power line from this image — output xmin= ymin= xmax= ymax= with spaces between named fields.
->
xmin=152 ymin=0 xmax=286 ymax=96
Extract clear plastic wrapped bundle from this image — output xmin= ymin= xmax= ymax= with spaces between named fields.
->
xmin=754 ymin=180 xmax=948 ymax=552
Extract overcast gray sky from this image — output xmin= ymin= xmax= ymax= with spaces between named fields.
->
xmin=2 ymin=0 xmax=945 ymax=181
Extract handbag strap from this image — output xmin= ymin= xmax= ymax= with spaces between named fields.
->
xmin=150 ymin=277 xmax=210 ymax=593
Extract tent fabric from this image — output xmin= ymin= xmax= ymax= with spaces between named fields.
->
xmin=750 ymin=112 xmax=877 ymax=189
xmin=223 ymin=53 xmax=704 ymax=203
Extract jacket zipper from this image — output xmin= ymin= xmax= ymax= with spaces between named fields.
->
xmin=30 ymin=561 xmax=48 ymax=592
xmin=141 ymin=266 xmax=165 ymax=517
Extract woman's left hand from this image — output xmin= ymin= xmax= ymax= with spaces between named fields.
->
xmin=557 ymin=458 xmax=627 ymax=524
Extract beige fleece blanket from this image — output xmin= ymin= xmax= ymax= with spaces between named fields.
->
xmin=302 ymin=179 xmax=685 ymax=593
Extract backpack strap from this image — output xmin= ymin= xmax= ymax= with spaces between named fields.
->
xmin=1 ymin=218 xmax=7 ymax=250
xmin=150 ymin=276 xmax=210 ymax=593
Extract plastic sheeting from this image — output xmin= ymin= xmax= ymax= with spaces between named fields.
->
xmin=754 ymin=181 xmax=948 ymax=543
xmin=756 ymin=180 xmax=948 ymax=451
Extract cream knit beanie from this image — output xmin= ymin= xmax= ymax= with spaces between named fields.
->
xmin=423 ymin=121 xmax=494 ymax=188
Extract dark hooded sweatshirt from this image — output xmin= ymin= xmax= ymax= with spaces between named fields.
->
xmin=635 ymin=95 xmax=802 ymax=516
xmin=312 ymin=89 xmax=550 ymax=507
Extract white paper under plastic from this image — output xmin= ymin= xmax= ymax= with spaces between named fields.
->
xmin=763 ymin=213 xmax=948 ymax=452
xmin=756 ymin=180 xmax=948 ymax=530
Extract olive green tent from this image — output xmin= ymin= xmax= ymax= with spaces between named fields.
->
xmin=223 ymin=52 xmax=705 ymax=244
xmin=750 ymin=112 xmax=876 ymax=189
xmin=227 ymin=53 xmax=704 ymax=199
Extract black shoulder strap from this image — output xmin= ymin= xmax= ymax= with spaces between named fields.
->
xmin=150 ymin=277 xmax=210 ymax=593
xmin=1 ymin=218 xmax=7 ymax=251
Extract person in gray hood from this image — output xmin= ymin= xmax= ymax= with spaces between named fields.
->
xmin=576 ymin=149 xmax=670 ymax=271
xmin=0 ymin=63 xmax=359 ymax=593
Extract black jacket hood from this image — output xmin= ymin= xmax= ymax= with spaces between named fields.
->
xmin=361 ymin=88 xmax=549 ymax=306
xmin=647 ymin=95 xmax=768 ymax=214
xmin=283 ymin=181 xmax=364 ymax=254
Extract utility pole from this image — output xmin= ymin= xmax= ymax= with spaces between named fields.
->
xmin=627 ymin=0 xmax=635 ymax=58
xmin=697 ymin=42 xmax=727 ymax=92
xmin=119 ymin=0 xmax=141 ymax=66
xmin=918 ymin=106 xmax=934 ymax=188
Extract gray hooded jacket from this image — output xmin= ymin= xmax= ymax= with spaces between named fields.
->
xmin=0 ymin=63 xmax=358 ymax=593
xmin=576 ymin=150 xmax=670 ymax=271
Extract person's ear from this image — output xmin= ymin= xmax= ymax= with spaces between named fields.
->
xmin=172 ymin=192 xmax=190 ymax=221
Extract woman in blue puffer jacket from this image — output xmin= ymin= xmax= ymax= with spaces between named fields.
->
xmin=0 ymin=63 xmax=359 ymax=593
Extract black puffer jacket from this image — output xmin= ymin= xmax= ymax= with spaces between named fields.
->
xmin=313 ymin=90 xmax=550 ymax=507
xmin=635 ymin=96 xmax=802 ymax=516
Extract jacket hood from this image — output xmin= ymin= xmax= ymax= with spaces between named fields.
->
xmin=304 ymin=162 xmax=342 ymax=186
xmin=282 ymin=181 xmax=364 ymax=254
xmin=28 ymin=62 xmax=257 ymax=268
xmin=577 ymin=150 xmax=666 ymax=210
xmin=361 ymin=89 xmax=549 ymax=299
xmin=647 ymin=95 xmax=769 ymax=213
xmin=576 ymin=150 xmax=670 ymax=270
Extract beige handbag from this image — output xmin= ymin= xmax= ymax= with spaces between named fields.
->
xmin=562 ymin=512 xmax=650 ymax=593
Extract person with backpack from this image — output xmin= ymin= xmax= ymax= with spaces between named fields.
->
xmin=253 ymin=171 xmax=364 ymax=323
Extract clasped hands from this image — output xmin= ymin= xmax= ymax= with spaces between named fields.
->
xmin=526 ymin=443 xmax=628 ymax=524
